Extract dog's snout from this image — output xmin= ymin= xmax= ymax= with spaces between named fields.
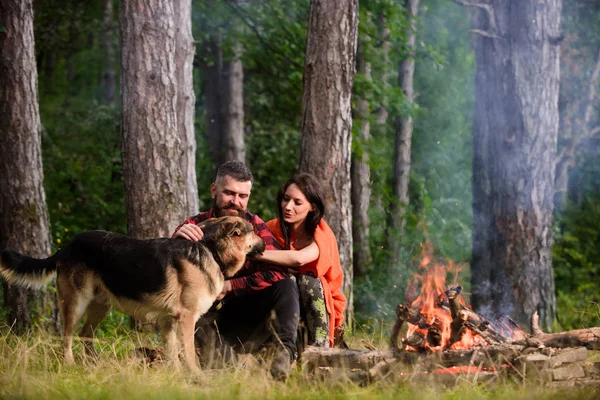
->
xmin=247 ymin=236 xmax=266 ymax=256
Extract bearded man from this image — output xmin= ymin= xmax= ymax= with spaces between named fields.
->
xmin=173 ymin=161 xmax=299 ymax=381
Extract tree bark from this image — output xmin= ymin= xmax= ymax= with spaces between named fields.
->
xmin=119 ymin=0 xmax=188 ymax=238
xmin=388 ymin=0 xmax=419 ymax=260
xmin=351 ymin=42 xmax=372 ymax=278
xmin=299 ymin=0 xmax=359 ymax=323
xmin=222 ymin=43 xmax=246 ymax=164
xmin=0 ymin=0 xmax=56 ymax=333
xmin=174 ymin=0 xmax=199 ymax=216
xmin=470 ymin=0 xmax=562 ymax=331
xmin=204 ymin=35 xmax=225 ymax=172
xmin=100 ymin=0 xmax=117 ymax=104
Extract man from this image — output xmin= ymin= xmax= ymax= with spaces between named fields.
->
xmin=173 ymin=160 xmax=299 ymax=381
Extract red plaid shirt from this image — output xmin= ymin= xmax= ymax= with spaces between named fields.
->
xmin=172 ymin=209 xmax=287 ymax=296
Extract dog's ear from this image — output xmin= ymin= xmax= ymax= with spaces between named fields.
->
xmin=224 ymin=220 xmax=244 ymax=237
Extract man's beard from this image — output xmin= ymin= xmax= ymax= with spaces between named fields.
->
xmin=213 ymin=198 xmax=245 ymax=217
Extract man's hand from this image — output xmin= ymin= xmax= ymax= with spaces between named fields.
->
xmin=174 ymin=223 xmax=204 ymax=241
xmin=216 ymin=280 xmax=232 ymax=300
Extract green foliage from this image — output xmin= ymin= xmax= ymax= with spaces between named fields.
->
xmin=353 ymin=0 xmax=475 ymax=329
xmin=192 ymin=0 xmax=308 ymax=220
xmin=33 ymin=0 xmax=124 ymax=249
xmin=41 ymin=102 xmax=125 ymax=247
xmin=553 ymin=194 xmax=600 ymax=330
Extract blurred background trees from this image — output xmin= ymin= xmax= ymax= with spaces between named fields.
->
xmin=0 ymin=0 xmax=598 ymax=334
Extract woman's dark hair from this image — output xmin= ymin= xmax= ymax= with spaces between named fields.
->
xmin=276 ymin=173 xmax=325 ymax=249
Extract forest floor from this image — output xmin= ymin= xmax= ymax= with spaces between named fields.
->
xmin=0 ymin=324 xmax=598 ymax=400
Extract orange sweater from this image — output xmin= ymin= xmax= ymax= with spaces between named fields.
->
xmin=266 ymin=219 xmax=346 ymax=347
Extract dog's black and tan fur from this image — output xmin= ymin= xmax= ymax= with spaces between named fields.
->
xmin=0 ymin=216 xmax=265 ymax=372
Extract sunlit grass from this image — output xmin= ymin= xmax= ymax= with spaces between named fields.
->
xmin=0 ymin=325 xmax=597 ymax=400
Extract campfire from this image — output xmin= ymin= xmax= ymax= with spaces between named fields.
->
xmin=302 ymin=242 xmax=600 ymax=387
xmin=390 ymin=242 xmax=527 ymax=353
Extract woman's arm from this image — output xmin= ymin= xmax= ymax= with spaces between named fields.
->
xmin=256 ymin=241 xmax=319 ymax=269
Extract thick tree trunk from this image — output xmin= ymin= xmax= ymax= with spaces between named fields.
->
xmin=470 ymin=0 xmax=561 ymax=331
xmin=388 ymin=0 xmax=419 ymax=261
xmin=101 ymin=0 xmax=117 ymax=104
xmin=351 ymin=42 xmax=372 ymax=278
xmin=174 ymin=0 xmax=199 ymax=216
xmin=300 ymin=0 xmax=358 ymax=323
xmin=119 ymin=0 xmax=188 ymax=238
xmin=0 ymin=0 xmax=56 ymax=333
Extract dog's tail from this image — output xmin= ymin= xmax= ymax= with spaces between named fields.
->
xmin=0 ymin=249 xmax=58 ymax=289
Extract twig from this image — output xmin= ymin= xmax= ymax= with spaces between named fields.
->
xmin=469 ymin=29 xmax=502 ymax=39
xmin=530 ymin=311 xmax=545 ymax=336
xmin=451 ymin=0 xmax=498 ymax=36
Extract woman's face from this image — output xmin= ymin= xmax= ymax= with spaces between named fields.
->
xmin=281 ymin=183 xmax=313 ymax=227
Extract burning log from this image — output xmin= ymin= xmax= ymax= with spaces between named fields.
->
xmin=403 ymin=331 xmax=426 ymax=351
xmin=426 ymin=319 xmax=443 ymax=347
xmin=396 ymin=303 xmax=427 ymax=327
xmin=449 ymin=309 xmax=468 ymax=345
xmin=390 ymin=304 xmax=405 ymax=353
xmin=446 ymin=286 xmax=462 ymax=319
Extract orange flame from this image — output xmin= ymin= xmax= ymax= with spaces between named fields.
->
xmin=405 ymin=242 xmax=482 ymax=350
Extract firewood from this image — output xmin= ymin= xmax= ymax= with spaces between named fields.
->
xmin=519 ymin=327 xmax=600 ymax=350
xmin=445 ymin=285 xmax=462 ymax=319
xmin=464 ymin=319 xmax=507 ymax=345
xmin=403 ymin=331 xmax=426 ymax=350
xmin=426 ymin=319 xmax=444 ymax=347
xmin=530 ymin=310 xmax=545 ymax=336
xmin=449 ymin=310 xmax=468 ymax=345
xmin=390 ymin=303 xmax=406 ymax=353
xmin=300 ymin=347 xmax=394 ymax=370
xmin=396 ymin=303 xmax=427 ymax=327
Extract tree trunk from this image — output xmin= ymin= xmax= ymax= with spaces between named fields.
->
xmin=388 ymin=0 xmax=419 ymax=261
xmin=204 ymin=35 xmax=225 ymax=171
xmin=299 ymin=0 xmax=359 ymax=323
xmin=222 ymin=43 xmax=246 ymax=164
xmin=203 ymin=38 xmax=246 ymax=172
xmin=119 ymin=0 xmax=188 ymax=239
xmin=351 ymin=42 xmax=372 ymax=278
xmin=0 ymin=0 xmax=56 ymax=333
xmin=174 ymin=0 xmax=199 ymax=216
xmin=554 ymin=48 xmax=600 ymax=212
xmin=470 ymin=0 xmax=561 ymax=331
xmin=100 ymin=0 xmax=117 ymax=104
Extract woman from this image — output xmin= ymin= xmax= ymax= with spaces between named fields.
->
xmin=256 ymin=173 xmax=346 ymax=348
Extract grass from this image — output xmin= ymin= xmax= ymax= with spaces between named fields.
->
xmin=0 ymin=325 xmax=598 ymax=400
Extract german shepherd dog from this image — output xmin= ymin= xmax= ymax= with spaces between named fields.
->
xmin=0 ymin=216 xmax=265 ymax=372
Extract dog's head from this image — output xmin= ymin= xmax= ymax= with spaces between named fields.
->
xmin=198 ymin=216 xmax=265 ymax=277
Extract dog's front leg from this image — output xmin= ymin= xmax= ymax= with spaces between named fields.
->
xmin=178 ymin=312 xmax=200 ymax=373
xmin=157 ymin=316 xmax=181 ymax=369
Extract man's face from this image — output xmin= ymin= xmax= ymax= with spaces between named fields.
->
xmin=211 ymin=175 xmax=252 ymax=217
